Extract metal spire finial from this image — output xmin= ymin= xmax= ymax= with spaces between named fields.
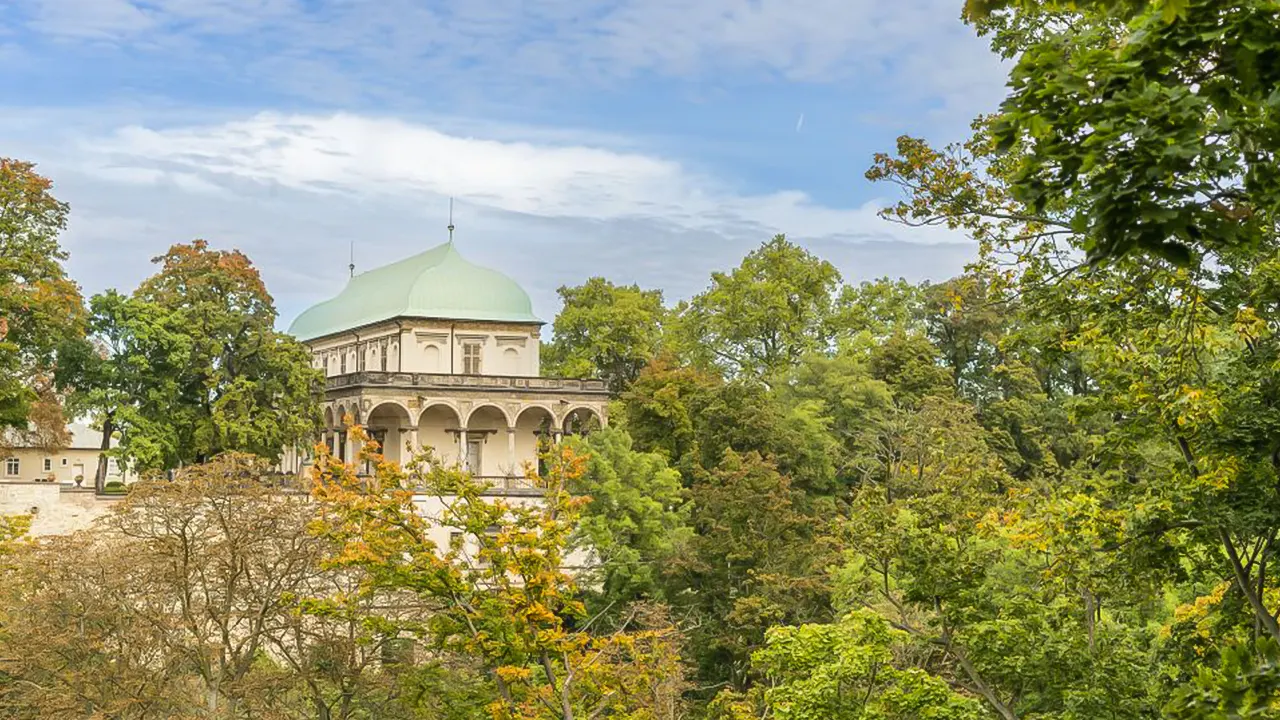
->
xmin=447 ymin=197 xmax=456 ymax=243
xmin=348 ymin=241 xmax=355 ymax=278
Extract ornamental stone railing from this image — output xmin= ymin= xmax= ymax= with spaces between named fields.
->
xmin=326 ymin=371 xmax=610 ymax=395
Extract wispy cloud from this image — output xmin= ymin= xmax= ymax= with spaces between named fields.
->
xmin=4 ymin=0 xmax=999 ymax=325
xmin=3 ymin=108 xmax=977 ymax=324
xmin=77 ymin=112 xmax=969 ymax=245
xmin=14 ymin=0 xmax=1005 ymax=115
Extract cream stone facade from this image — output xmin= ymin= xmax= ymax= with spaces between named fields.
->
xmin=1 ymin=422 xmax=134 ymax=486
xmin=281 ymin=240 xmax=609 ymax=495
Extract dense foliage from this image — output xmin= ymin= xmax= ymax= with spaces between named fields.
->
xmin=4 ymin=0 xmax=1280 ymax=716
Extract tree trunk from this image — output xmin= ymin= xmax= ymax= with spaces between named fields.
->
xmin=1220 ymin=528 xmax=1280 ymax=642
xmin=94 ymin=412 xmax=114 ymax=494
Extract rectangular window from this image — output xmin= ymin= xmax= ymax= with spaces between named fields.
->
xmin=43 ymin=458 xmax=52 ymax=472
xmin=465 ymin=438 xmax=482 ymax=474
xmin=61 ymin=458 xmax=69 ymax=466
xmin=462 ymin=342 xmax=483 ymax=374
xmin=4 ymin=458 xmax=18 ymax=476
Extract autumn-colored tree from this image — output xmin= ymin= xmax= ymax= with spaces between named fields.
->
xmin=0 ymin=532 xmax=196 ymax=719
xmin=312 ymin=428 xmax=689 ymax=720
xmin=0 ymin=158 xmax=84 ymax=441
xmin=0 ymin=453 xmax=422 ymax=720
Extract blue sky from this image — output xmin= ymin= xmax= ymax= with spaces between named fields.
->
xmin=0 ymin=0 xmax=1008 ymax=326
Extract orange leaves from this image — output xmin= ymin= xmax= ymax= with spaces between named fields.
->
xmin=307 ymin=426 xmax=687 ymax=719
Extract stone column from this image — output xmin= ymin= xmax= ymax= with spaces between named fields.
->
xmin=459 ymin=430 xmax=470 ymax=474
xmin=405 ymin=426 xmax=419 ymax=455
xmin=507 ymin=428 xmax=517 ymax=481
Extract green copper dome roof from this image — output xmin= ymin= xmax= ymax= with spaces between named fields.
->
xmin=288 ymin=242 xmax=541 ymax=341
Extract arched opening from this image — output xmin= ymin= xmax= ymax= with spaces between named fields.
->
xmin=562 ymin=407 xmax=603 ymax=437
xmin=503 ymin=347 xmax=521 ymax=375
xmin=366 ymin=402 xmax=412 ymax=466
xmin=322 ymin=406 xmax=336 ymax=457
xmin=388 ymin=342 xmax=401 ymax=372
xmin=424 ymin=344 xmax=441 ymax=372
xmin=335 ymin=404 xmax=351 ymax=462
xmin=418 ymin=403 xmax=462 ymax=468
xmin=464 ymin=405 xmax=509 ymax=479
xmin=515 ymin=406 xmax=556 ymax=480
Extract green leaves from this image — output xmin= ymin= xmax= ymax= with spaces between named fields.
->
xmin=542 ymin=277 xmax=667 ymax=393
xmin=0 ymin=158 xmax=84 ymax=436
xmin=675 ymin=235 xmax=842 ymax=380
xmin=67 ymin=242 xmax=322 ymax=474
xmin=564 ymin=427 xmax=691 ymax=613
xmin=991 ymin=0 xmax=1280 ymax=265
xmin=1166 ymin=639 xmax=1280 ymax=719
xmin=716 ymin=610 xmax=984 ymax=720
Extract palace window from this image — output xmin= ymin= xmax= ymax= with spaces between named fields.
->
xmin=43 ymin=458 xmax=52 ymax=472
xmin=462 ymin=342 xmax=483 ymax=375
xmin=4 ymin=458 xmax=18 ymax=477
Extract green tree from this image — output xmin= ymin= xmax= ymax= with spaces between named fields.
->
xmin=542 ymin=277 xmax=667 ymax=392
xmin=56 ymin=291 xmax=175 ymax=490
xmin=665 ymin=450 xmax=836 ymax=693
xmin=564 ymin=427 xmax=691 ymax=614
xmin=676 ymin=235 xmax=842 ymax=380
xmin=711 ymin=610 xmax=985 ymax=720
xmin=621 ymin=356 xmax=840 ymax=495
xmin=67 ymin=241 xmax=322 ymax=474
xmin=971 ymin=0 xmax=1280 ymax=265
xmin=863 ymin=25 xmax=1279 ymax=709
xmin=832 ymin=277 xmax=929 ymax=345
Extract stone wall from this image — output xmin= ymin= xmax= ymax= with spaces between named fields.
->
xmin=0 ymin=482 xmax=122 ymax=537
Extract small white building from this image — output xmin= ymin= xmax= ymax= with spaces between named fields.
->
xmin=0 ymin=422 xmax=134 ymax=537
xmin=1 ymin=422 xmax=132 ymax=486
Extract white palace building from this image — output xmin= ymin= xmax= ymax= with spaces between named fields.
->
xmin=279 ymin=239 xmax=610 ymax=489
xmin=1 ymin=237 xmax=608 ymax=537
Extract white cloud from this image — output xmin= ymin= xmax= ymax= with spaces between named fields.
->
xmin=82 ymin=111 xmax=968 ymax=245
xmin=2 ymin=108 xmax=977 ymax=327
xmin=17 ymin=0 xmax=1005 ymax=115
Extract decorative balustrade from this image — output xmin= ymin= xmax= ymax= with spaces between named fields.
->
xmin=326 ymin=371 xmax=609 ymax=395
xmin=472 ymin=475 xmax=542 ymax=495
